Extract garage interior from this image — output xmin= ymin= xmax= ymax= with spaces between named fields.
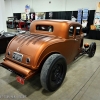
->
xmin=0 ymin=0 xmax=100 ymax=100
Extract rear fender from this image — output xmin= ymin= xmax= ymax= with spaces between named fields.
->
xmin=36 ymin=51 xmax=60 ymax=69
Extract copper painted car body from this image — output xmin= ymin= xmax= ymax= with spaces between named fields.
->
xmin=1 ymin=20 xmax=85 ymax=82
xmin=1 ymin=20 xmax=84 ymax=78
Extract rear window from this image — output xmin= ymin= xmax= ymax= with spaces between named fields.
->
xmin=36 ymin=25 xmax=53 ymax=32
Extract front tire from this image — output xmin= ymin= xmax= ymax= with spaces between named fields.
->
xmin=40 ymin=54 xmax=67 ymax=92
xmin=88 ymin=42 xmax=96 ymax=57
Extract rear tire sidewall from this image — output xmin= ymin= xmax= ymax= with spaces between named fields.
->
xmin=40 ymin=54 xmax=67 ymax=92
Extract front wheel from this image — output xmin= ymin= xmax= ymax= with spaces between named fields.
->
xmin=88 ymin=42 xmax=96 ymax=57
xmin=40 ymin=54 xmax=67 ymax=92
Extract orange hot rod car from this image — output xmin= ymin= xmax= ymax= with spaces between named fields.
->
xmin=0 ymin=20 xmax=96 ymax=91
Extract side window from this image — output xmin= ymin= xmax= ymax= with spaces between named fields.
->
xmin=69 ymin=26 xmax=74 ymax=36
xmin=76 ymin=27 xmax=81 ymax=35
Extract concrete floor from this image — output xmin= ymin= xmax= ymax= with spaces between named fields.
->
xmin=0 ymin=38 xmax=100 ymax=100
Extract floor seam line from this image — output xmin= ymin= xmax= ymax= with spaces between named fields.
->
xmin=71 ymin=65 xmax=100 ymax=100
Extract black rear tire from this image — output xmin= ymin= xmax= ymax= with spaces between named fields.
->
xmin=88 ymin=42 xmax=96 ymax=57
xmin=40 ymin=54 xmax=67 ymax=92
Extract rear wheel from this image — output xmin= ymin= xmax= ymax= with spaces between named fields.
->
xmin=88 ymin=42 xmax=96 ymax=57
xmin=40 ymin=54 xmax=67 ymax=91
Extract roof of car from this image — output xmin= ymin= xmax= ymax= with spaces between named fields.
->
xmin=30 ymin=19 xmax=82 ymax=38
xmin=33 ymin=19 xmax=81 ymax=26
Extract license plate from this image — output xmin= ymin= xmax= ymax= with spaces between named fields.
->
xmin=12 ymin=52 xmax=23 ymax=62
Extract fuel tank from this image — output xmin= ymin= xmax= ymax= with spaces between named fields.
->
xmin=4 ymin=32 xmax=63 ymax=70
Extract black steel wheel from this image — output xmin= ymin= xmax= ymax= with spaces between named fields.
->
xmin=40 ymin=54 xmax=67 ymax=92
xmin=88 ymin=42 xmax=96 ymax=57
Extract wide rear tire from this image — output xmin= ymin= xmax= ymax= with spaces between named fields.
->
xmin=40 ymin=54 xmax=67 ymax=92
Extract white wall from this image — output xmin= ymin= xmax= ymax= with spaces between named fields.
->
xmin=0 ymin=0 xmax=7 ymax=31
xmin=5 ymin=0 xmax=99 ymax=19
xmin=11 ymin=0 xmax=33 ymax=13
xmin=5 ymin=0 xmax=33 ymax=20
xmin=5 ymin=0 xmax=13 ymax=20
xmin=65 ymin=0 xmax=100 ymax=11
xmin=32 ymin=0 xmax=66 ymax=12
xmin=5 ymin=0 xmax=66 ymax=19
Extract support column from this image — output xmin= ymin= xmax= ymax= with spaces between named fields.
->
xmin=0 ymin=0 xmax=7 ymax=32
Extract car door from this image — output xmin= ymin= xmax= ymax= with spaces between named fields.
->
xmin=72 ymin=26 xmax=82 ymax=58
xmin=68 ymin=25 xmax=82 ymax=62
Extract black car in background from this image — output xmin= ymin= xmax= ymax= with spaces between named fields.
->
xmin=0 ymin=30 xmax=26 ymax=54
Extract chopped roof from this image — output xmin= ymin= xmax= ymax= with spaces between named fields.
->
xmin=33 ymin=19 xmax=81 ymax=26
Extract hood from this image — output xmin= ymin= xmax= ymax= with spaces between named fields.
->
xmin=5 ymin=33 xmax=60 ymax=69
